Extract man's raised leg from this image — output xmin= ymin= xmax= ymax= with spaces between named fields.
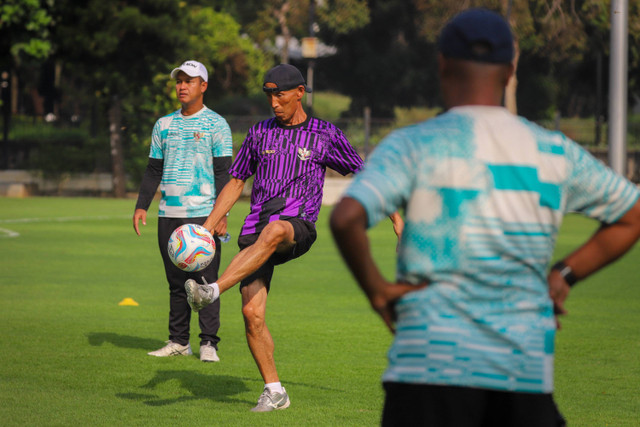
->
xmin=186 ymin=220 xmax=295 ymax=311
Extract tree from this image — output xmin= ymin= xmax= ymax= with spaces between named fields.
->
xmin=0 ymin=0 xmax=54 ymax=168
xmin=320 ymin=0 xmax=437 ymax=117
xmin=185 ymin=7 xmax=271 ymax=95
xmin=53 ymin=0 xmax=187 ymax=197
xmin=322 ymin=0 xmax=636 ymax=121
xmin=52 ymin=1 xmax=272 ymax=194
xmin=245 ymin=0 xmax=369 ymax=63
xmin=0 ymin=0 xmax=53 ymax=64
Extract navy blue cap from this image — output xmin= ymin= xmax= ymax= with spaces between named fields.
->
xmin=263 ymin=64 xmax=312 ymax=93
xmin=438 ymin=8 xmax=514 ymax=64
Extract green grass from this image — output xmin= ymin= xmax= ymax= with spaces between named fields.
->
xmin=552 ymin=215 xmax=640 ymax=425
xmin=0 ymin=198 xmax=639 ymax=425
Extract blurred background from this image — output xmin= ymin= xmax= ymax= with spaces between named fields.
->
xmin=2 ymin=0 xmax=640 ymax=198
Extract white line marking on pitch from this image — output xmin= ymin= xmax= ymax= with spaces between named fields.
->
xmin=0 ymin=227 xmax=20 ymax=238
xmin=0 ymin=215 xmax=130 ymax=238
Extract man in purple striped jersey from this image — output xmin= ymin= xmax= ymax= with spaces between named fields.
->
xmin=184 ymin=64 xmax=395 ymax=412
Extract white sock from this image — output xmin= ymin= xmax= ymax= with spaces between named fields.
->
xmin=265 ymin=382 xmax=284 ymax=394
xmin=206 ymin=282 xmax=220 ymax=300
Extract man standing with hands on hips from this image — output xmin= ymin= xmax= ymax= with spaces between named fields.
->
xmin=133 ymin=60 xmax=233 ymax=363
xmin=330 ymin=8 xmax=640 ymax=426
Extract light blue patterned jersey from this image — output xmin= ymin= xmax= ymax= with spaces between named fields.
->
xmin=150 ymin=106 xmax=232 ymax=218
xmin=345 ymin=106 xmax=639 ymax=393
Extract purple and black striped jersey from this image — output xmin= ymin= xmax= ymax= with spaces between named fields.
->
xmin=230 ymin=116 xmax=363 ymax=235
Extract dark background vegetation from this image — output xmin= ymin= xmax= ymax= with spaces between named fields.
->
xmin=2 ymin=0 xmax=640 ymax=195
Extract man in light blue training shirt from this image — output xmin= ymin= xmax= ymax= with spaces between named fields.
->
xmin=331 ymin=8 xmax=640 ymax=426
xmin=133 ymin=60 xmax=232 ymax=362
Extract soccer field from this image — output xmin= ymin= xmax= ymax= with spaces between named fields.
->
xmin=0 ymin=197 xmax=638 ymax=426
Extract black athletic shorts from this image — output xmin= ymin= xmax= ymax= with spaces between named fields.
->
xmin=237 ymin=217 xmax=317 ymax=292
xmin=382 ymin=382 xmax=566 ymax=427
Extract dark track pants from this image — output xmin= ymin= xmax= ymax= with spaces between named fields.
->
xmin=158 ymin=217 xmax=221 ymax=348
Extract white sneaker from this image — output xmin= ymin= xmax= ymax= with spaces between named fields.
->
xmin=147 ymin=341 xmax=192 ymax=357
xmin=199 ymin=342 xmax=220 ymax=362
xmin=251 ymin=387 xmax=290 ymax=412
xmin=185 ymin=278 xmax=216 ymax=312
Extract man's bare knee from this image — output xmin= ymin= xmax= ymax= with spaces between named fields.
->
xmin=261 ymin=221 xmax=289 ymax=241
xmin=242 ymin=302 xmax=265 ymax=333
xmin=259 ymin=221 xmax=294 ymax=250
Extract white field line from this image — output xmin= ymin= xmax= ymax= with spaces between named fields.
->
xmin=0 ymin=215 xmax=130 ymax=238
xmin=0 ymin=227 xmax=19 ymax=238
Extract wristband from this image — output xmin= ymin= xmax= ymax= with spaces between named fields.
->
xmin=551 ymin=261 xmax=578 ymax=287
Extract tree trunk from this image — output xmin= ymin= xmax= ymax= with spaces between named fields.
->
xmin=108 ymin=95 xmax=127 ymax=198
xmin=1 ymin=70 xmax=11 ymax=169
xmin=275 ymin=1 xmax=291 ymax=64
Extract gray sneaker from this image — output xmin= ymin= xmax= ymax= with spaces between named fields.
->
xmin=185 ymin=277 xmax=215 ymax=312
xmin=147 ymin=341 xmax=192 ymax=357
xmin=199 ymin=342 xmax=220 ymax=362
xmin=251 ymin=387 xmax=290 ymax=412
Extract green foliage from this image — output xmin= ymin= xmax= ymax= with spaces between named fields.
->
xmin=517 ymin=69 xmax=559 ymax=120
xmin=316 ymin=0 xmax=370 ymax=35
xmin=7 ymin=0 xmax=640 ymax=183
xmin=185 ymin=7 xmax=271 ymax=95
xmin=50 ymin=1 xmax=272 ymax=190
xmin=6 ymin=116 xmax=110 ymax=177
xmin=28 ymin=137 xmax=110 ymax=180
xmin=0 ymin=0 xmax=53 ymax=60
xmin=54 ymin=0 xmax=185 ymax=96
xmin=245 ymin=0 xmax=370 ymax=49
xmin=320 ymin=0 xmax=438 ymax=117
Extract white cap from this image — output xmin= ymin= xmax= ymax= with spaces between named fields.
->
xmin=170 ymin=60 xmax=208 ymax=82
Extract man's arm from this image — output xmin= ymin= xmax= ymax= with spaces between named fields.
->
xmin=212 ymin=156 xmax=233 ymax=237
xmin=549 ymin=198 xmax=640 ymax=315
xmin=133 ymin=158 xmax=163 ymax=235
xmin=214 ymin=156 xmax=232 ymax=196
xmin=389 ymin=211 xmax=404 ymax=239
xmin=330 ymin=197 xmax=425 ymax=333
xmin=202 ymin=176 xmax=246 ymax=234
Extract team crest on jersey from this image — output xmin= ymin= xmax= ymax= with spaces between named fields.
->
xmin=298 ymin=147 xmax=312 ymax=161
xmin=193 ymin=132 xmax=204 ymax=141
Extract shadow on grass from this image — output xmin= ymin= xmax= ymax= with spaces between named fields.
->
xmin=117 ymin=370 xmax=252 ymax=406
xmin=87 ymin=332 xmax=169 ymax=352
xmin=89 ymin=332 xmax=342 ymax=406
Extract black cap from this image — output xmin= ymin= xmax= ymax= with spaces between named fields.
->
xmin=438 ymin=8 xmax=514 ymax=64
xmin=263 ymin=64 xmax=312 ymax=93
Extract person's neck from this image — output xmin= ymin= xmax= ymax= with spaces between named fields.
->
xmin=279 ymin=109 xmax=307 ymax=126
xmin=444 ymin=87 xmax=504 ymax=109
xmin=181 ymin=101 xmax=204 ymax=116
xmin=447 ymin=99 xmax=503 ymax=108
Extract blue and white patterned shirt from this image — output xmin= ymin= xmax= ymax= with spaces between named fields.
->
xmin=150 ymin=106 xmax=232 ymax=218
xmin=345 ymin=106 xmax=639 ymax=393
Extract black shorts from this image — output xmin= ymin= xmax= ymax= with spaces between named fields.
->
xmin=237 ymin=218 xmax=317 ymax=292
xmin=382 ymin=382 xmax=566 ymax=427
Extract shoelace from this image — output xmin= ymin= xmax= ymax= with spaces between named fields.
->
xmin=257 ymin=390 xmax=273 ymax=405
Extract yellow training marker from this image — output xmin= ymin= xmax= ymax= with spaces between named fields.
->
xmin=118 ymin=297 xmax=139 ymax=306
